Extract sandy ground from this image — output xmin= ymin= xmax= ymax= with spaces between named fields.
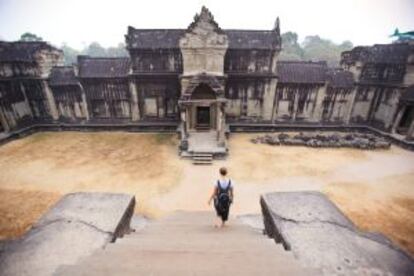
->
xmin=0 ymin=132 xmax=413 ymax=256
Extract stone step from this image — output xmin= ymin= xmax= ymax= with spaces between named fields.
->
xmin=56 ymin=211 xmax=315 ymax=276
xmin=193 ymin=160 xmax=212 ymax=165
xmin=192 ymin=152 xmax=213 ymax=165
xmin=193 ymin=153 xmax=213 ymax=157
xmin=193 ymin=156 xmax=213 ymax=161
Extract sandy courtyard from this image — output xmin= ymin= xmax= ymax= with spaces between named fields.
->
xmin=0 ymin=132 xmax=413 ymax=256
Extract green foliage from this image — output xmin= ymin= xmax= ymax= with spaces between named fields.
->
xmin=280 ymin=32 xmax=353 ymax=67
xmin=59 ymin=42 xmax=129 ymax=65
xmin=279 ymin=32 xmax=304 ymax=61
xmin=61 ymin=43 xmax=80 ymax=65
xmin=19 ymin=32 xmax=43 ymax=42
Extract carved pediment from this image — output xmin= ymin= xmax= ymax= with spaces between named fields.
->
xmin=179 ymin=6 xmax=228 ymax=49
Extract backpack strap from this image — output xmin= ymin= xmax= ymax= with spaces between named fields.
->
xmin=218 ymin=179 xmax=231 ymax=193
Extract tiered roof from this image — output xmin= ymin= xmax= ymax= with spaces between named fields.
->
xmin=341 ymin=43 xmax=412 ymax=65
xmin=78 ymin=56 xmax=130 ymax=78
xmin=49 ymin=66 xmax=79 ymax=86
xmin=277 ymin=61 xmax=327 ymax=84
xmin=0 ymin=41 xmax=61 ymax=63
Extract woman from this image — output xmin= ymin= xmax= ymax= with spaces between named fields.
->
xmin=208 ymin=167 xmax=234 ymax=227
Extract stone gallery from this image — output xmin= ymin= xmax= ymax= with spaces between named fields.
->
xmin=0 ymin=7 xmax=413 ymax=158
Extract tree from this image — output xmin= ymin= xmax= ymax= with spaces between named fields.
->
xmin=61 ymin=43 xmax=80 ymax=65
xmin=279 ymin=32 xmax=304 ymax=61
xmin=83 ymin=42 xmax=107 ymax=57
xmin=19 ymin=32 xmax=43 ymax=42
xmin=106 ymin=43 xmax=128 ymax=57
xmin=278 ymin=32 xmax=354 ymax=67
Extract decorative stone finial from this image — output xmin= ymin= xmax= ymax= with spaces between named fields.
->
xmin=186 ymin=6 xmax=223 ymax=34
xmin=274 ymin=17 xmax=280 ymax=33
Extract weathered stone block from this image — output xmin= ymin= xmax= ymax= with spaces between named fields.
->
xmin=261 ymin=191 xmax=414 ymax=275
xmin=0 ymin=192 xmax=135 ymax=276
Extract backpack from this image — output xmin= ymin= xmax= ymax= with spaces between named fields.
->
xmin=217 ymin=179 xmax=232 ymax=211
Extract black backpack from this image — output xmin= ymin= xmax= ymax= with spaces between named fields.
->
xmin=217 ymin=179 xmax=232 ymax=209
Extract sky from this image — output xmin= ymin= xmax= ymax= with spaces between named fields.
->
xmin=0 ymin=0 xmax=413 ymax=49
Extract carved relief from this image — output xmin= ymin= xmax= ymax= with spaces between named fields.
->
xmin=179 ymin=7 xmax=228 ymax=76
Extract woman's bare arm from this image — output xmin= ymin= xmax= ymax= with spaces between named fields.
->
xmin=208 ymin=186 xmax=218 ymax=205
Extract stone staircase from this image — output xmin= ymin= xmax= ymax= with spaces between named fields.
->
xmin=192 ymin=152 xmax=213 ymax=165
xmin=56 ymin=211 xmax=314 ymax=275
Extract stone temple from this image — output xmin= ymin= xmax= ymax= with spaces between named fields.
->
xmin=0 ymin=7 xmax=413 ymax=158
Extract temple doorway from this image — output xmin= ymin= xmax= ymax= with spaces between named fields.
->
xmin=196 ymin=106 xmax=210 ymax=128
xmin=191 ymin=84 xmax=216 ymax=131
xmin=397 ymin=106 xmax=414 ymax=135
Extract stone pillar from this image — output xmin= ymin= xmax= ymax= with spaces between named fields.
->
xmin=391 ymin=105 xmax=406 ymax=134
xmin=314 ymin=85 xmax=327 ymax=122
xmin=42 ymin=80 xmax=59 ymax=120
xmin=129 ymin=79 xmax=140 ymax=121
xmin=0 ymin=107 xmax=10 ymax=132
xmin=406 ymin=118 xmax=414 ymax=140
xmin=345 ymin=87 xmax=357 ymax=125
xmin=180 ymin=108 xmax=188 ymax=139
xmin=292 ymin=92 xmax=299 ymax=121
xmin=79 ymin=84 xmax=90 ymax=121
xmin=19 ymin=82 xmax=33 ymax=118
xmin=185 ymin=106 xmax=191 ymax=133
xmin=218 ymin=102 xmax=226 ymax=146
xmin=263 ymin=79 xmax=277 ymax=121
xmin=216 ymin=102 xmax=221 ymax=140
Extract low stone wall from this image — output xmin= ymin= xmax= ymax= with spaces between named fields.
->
xmin=261 ymin=191 xmax=414 ymax=275
xmin=251 ymin=132 xmax=391 ymax=149
xmin=0 ymin=121 xmax=178 ymax=147
xmin=0 ymin=192 xmax=136 ymax=276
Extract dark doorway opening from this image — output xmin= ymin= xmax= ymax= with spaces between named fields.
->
xmin=197 ymin=106 xmax=210 ymax=128
xmin=397 ymin=106 xmax=414 ymax=135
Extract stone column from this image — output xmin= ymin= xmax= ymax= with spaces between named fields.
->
xmin=406 ymin=118 xmax=414 ymax=140
xmin=216 ymin=102 xmax=221 ymax=140
xmin=42 ymin=80 xmax=59 ymax=120
xmin=345 ymin=87 xmax=357 ymax=125
xmin=218 ymin=102 xmax=226 ymax=146
xmin=292 ymin=92 xmax=299 ymax=121
xmin=180 ymin=108 xmax=188 ymax=139
xmin=391 ymin=105 xmax=406 ymax=134
xmin=0 ymin=107 xmax=10 ymax=132
xmin=79 ymin=84 xmax=90 ymax=121
xmin=129 ymin=79 xmax=140 ymax=121
xmin=313 ymin=84 xmax=328 ymax=122
xmin=19 ymin=82 xmax=33 ymax=117
xmin=263 ymin=79 xmax=277 ymax=121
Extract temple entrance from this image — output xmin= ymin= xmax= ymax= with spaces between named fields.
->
xmin=397 ymin=106 xmax=414 ymax=135
xmin=197 ymin=106 xmax=210 ymax=127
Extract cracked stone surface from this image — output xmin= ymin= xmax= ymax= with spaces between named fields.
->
xmin=0 ymin=192 xmax=135 ymax=276
xmin=261 ymin=191 xmax=414 ymax=275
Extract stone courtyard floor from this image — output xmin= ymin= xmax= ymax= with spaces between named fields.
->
xmin=0 ymin=132 xmax=413 ymax=256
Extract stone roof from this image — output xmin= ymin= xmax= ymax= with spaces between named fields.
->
xmin=401 ymin=85 xmax=414 ymax=103
xmin=126 ymin=28 xmax=281 ymax=50
xmin=277 ymin=61 xmax=328 ymax=84
xmin=327 ymin=69 xmax=355 ymax=88
xmin=49 ymin=66 xmax=79 ymax=86
xmin=0 ymin=41 xmax=61 ymax=63
xmin=78 ymin=56 xmax=130 ymax=78
xmin=341 ymin=43 xmax=411 ymax=65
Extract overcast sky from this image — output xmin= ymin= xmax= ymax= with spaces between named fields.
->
xmin=0 ymin=0 xmax=413 ymax=49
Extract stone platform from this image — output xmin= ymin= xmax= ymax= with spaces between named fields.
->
xmin=56 ymin=211 xmax=317 ymax=275
xmin=0 ymin=192 xmax=135 ymax=276
xmin=261 ymin=191 xmax=414 ymax=275
xmin=181 ymin=131 xmax=227 ymax=163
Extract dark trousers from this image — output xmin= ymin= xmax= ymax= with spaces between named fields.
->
xmin=214 ymin=198 xmax=230 ymax=222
